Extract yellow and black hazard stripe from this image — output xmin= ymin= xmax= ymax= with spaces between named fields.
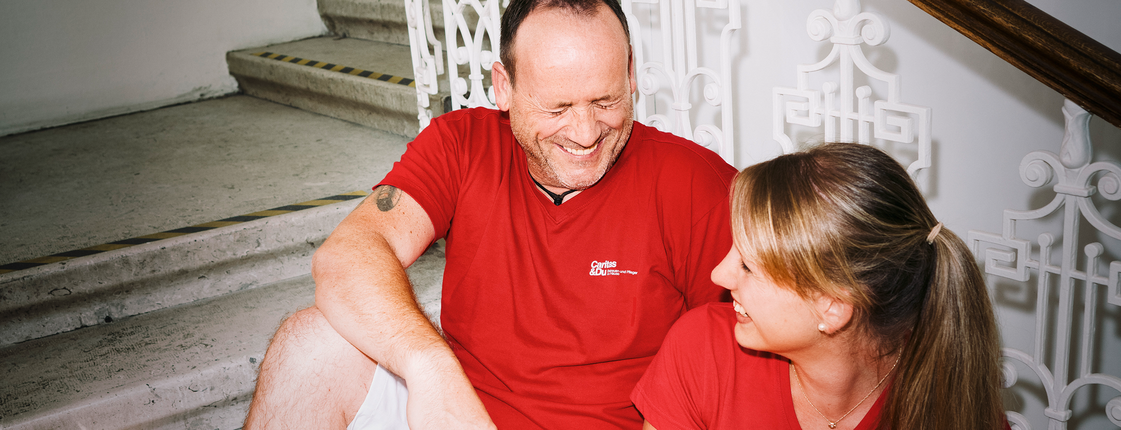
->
xmin=0 ymin=191 xmax=369 ymax=275
xmin=252 ymin=52 xmax=416 ymax=87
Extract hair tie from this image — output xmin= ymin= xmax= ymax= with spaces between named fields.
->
xmin=926 ymin=222 xmax=943 ymax=245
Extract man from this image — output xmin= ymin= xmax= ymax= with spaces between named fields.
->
xmin=244 ymin=0 xmax=735 ymax=427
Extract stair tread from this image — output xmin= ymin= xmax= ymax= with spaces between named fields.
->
xmin=0 ymin=239 xmax=444 ymax=429
xmin=233 ymin=36 xmax=419 ymax=81
xmin=319 ymin=0 xmax=445 ymax=20
xmin=0 ymin=95 xmax=407 ymax=269
xmin=318 ymin=0 xmax=447 ymax=45
xmin=1 ymin=6 xmax=457 ymax=430
xmin=228 ymin=36 xmax=450 ymax=137
xmin=0 ymin=274 xmax=314 ymax=425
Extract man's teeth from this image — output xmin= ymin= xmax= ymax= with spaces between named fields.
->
xmin=733 ymin=301 xmax=748 ymax=317
xmin=562 ymin=142 xmax=598 ymax=156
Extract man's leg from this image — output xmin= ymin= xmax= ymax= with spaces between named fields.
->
xmin=244 ymin=306 xmax=378 ymax=429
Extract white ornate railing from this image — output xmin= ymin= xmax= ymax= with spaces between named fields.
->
xmin=969 ymin=100 xmax=1121 ymax=430
xmin=407 ymin=0 xmax=501 ymax=125
xmin=442 ymin=0 xmax=501 ymax=110
xmin=771 ymin=0 xmax=930 ymax=177
xmin=623 ymin=0 xmax=740 ymax=164
xmin=405 ymin=0 xmax=445 ymax=129
xmin=773 ymin=2 xmax=1120 ymax=427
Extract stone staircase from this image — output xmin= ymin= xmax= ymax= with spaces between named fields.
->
xmin=318 ymin=0 xmax=445 ymax=46
xmin=0 ymin=1 xmax=447 ymax=428
xmin=228 ymin=36 xmax=447 ymax=138
xmin=228 ymin=0 xmax=450 ymax=138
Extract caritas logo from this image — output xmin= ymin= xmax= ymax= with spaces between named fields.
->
xmin=589 ymin=260 xmax=638 ymax=276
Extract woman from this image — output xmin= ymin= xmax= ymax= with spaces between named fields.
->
xmin=631 ymin=142 xmax=1007 ymax=429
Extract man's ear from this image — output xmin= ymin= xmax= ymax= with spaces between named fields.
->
xmin=816 ymin=293 xmax=854 ymax=335
xmin=493 ymin=61 xmax=512 ymax=112
xmin=627 ymin=51 xmax=637 ymax=95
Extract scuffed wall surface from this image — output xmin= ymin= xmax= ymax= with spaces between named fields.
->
xmin=0 ymin=0 xmax=327 ymax=136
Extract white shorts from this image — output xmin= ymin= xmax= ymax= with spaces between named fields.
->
xmin=347 ymin=365 xmax=410 ymax=430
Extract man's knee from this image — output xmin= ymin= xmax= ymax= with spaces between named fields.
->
xmin=248 ymin=306 xmax=378 ymax=428
xmin=273 ymin=306 xmax=333 ymax=349
xmin=264 ymin=305 xmax=375 ymax=370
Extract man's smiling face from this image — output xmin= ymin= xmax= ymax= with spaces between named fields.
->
xmin=495 ymin=3 xmax=637 ymax=193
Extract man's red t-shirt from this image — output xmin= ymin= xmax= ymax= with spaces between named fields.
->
xmin=380 ymin=107 xmax=736 ymax=428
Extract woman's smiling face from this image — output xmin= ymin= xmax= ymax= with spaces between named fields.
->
xmin=710 ymin=245 xmax=824 ymax=356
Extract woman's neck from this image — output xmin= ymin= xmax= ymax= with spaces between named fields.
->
xmin=786 ymin=343 xmax=898 ymax=430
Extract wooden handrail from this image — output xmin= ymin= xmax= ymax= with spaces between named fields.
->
xmin=907 ymin=0 xmax=1121 ymax=128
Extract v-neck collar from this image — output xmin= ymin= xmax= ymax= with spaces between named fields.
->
xmin=517 ymin=132 xmax=636 ymax=222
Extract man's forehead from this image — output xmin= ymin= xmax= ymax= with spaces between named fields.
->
xmin=514 ymin=5 xmax=627 ymax=52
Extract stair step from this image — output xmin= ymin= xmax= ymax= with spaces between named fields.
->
xmin=0 ymin=243 xmax=445 ymax=430
xmin=228 ymin=36 xmax=449 ymax=138
xmin=0 ymin=95 xmax=410 ymax=269
xmin=319 ymin=0 xmax=446 ymax=46
xmin=0 ymin=198 xmax=358 ymax=347
xmin=0 ymin=275 xmax=312 ymax=430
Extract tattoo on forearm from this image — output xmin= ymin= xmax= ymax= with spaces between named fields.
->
xmin=374 ymin=186 xmax=401 ymax=212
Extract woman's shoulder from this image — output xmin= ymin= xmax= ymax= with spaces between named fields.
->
xmin=666 ymin=304 xmax=782 ymax=362
xmin=638 ymin=303 xmax=794 ymax=429
xmin=670 ymin=303 xmax=736 ymax=337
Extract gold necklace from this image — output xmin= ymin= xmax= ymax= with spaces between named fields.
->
xmin=790 ymin=354 xmax=900 ymax=429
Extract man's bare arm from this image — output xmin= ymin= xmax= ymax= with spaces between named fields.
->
xmin=313 ymin=185 xmax=495 ymax=429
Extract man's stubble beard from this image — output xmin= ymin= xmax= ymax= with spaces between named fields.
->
xmin=510 ymin=103 xmax=635 ymax=191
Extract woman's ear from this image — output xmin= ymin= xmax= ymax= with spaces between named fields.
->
xmin=815 ymin=294 xmax=853 ymax=335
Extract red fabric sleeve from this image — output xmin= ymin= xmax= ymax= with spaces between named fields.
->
xmin=681 ymin=189 xmax=734 ymax=309
xmin=620 ymin=124 xmax=736 ymax=312
xmin=631 ymin=305 xmax=719 ymax=429
xmin=378 ymin=109 xmax=488 ymax=239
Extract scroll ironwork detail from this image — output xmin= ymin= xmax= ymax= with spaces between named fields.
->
xmin=405 ymin=0 xmax=445 ymax=129
xmin=968 ymin=100 xmax=1121 ymax=429
xmin=772 ymin=0 xmax=931 ymax=177
xmin=442 ymin=0 xmax=500 ymax=111
xmin=623 ymin=0 xmax=740 ymax=164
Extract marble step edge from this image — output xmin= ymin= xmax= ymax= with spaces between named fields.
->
xmin=319 ymin=0 xmax=449 ymax=45
xmin=0 ymin=197 xmax=362 ymax=347
xmin=226 ymin=40 xmax=449 ymax=138
xmin=0 ymin=274 xmax=317 ymax=430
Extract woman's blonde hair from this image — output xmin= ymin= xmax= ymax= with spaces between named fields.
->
xmin=731 ymin=142 xmax=1004 ymax=429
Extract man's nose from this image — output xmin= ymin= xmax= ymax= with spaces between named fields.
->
xmin=566 ymin=108 xmax=600 ymax=148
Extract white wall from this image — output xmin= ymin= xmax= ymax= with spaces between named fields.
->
xmin=725 ymin=1 xmax=1121 ymax=428
xmin=0 ymin=0 xmax=328 ymax=136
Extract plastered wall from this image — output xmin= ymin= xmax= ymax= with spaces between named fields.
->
xmin=0 ymin=0 xmax=327 ymax=136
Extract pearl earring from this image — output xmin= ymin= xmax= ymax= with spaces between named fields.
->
xmin=818 ymin=323 xmax=826 ymax=332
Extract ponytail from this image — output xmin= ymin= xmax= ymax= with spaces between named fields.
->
xmin=878 ymin=227 xmax=1005 ymax=429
